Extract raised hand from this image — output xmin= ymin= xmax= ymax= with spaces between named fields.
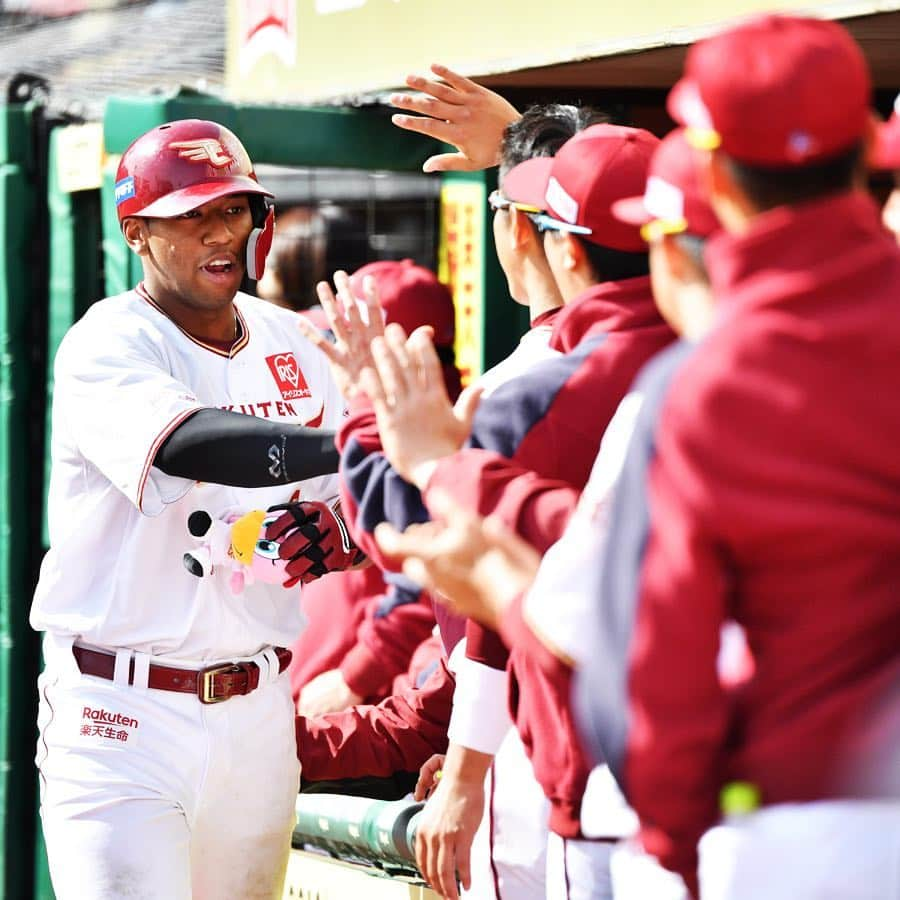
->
xmin=363 ymin=324 xmax=483 ymax=488
xmin=296 ymin=270 xmax=384 ymax=401
xmin=390 ymin=63 xmax=520 ymax=173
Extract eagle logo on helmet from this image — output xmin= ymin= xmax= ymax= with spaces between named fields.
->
xmin=170 ymin=139 xmax=233 ymax=168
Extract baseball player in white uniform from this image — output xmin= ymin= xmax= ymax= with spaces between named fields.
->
xmin=31 ymin=120 xmax=356 ymax=899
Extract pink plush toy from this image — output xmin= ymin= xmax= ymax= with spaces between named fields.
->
xmin=183 ymin=509 xmax=289 ymax=594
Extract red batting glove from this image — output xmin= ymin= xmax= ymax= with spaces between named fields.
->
xmin=265 ymin=499 xmax=365 ymax=587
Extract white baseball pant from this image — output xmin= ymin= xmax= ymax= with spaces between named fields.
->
xmin=546 ymin=833 xmax=617 ymax=900
xmin=698 ymin=799 xmax=900 ymax=900
xmin=609 ymin=840 xmax=690 ymax=900
xmin=463 ymin=727 xmax=550 ymax=900
xmin=36 ymin=637 xmax=300 ymax=900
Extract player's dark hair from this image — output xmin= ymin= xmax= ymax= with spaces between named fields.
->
xmin=499 ymin=104 xmax=610 ymax=179
xmin=569 ymin=234 xmax=650 ymax=283
xmin=724 ymin=142 xmax=864 ymax=212
xmin=265 ymin=205 xmax=328 ymax=310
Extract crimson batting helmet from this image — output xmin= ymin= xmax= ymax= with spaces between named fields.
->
xmin=115 ymin=119 xmax=275 ymax=280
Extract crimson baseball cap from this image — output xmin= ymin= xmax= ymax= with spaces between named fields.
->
xmin=115 ymin=119 xmax=273 ymax=222
xmin=502 ymin=124 xmax=660 ymax=252
xmin=612 ymin=129 xmax=720 ymax=241
xmin=668 ymin=14 xmax=871 ymax=167
xmin=350 ymin=259 xmax=455 ymax=348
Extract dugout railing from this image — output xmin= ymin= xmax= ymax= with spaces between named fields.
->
xmin=285 ymin=793 xmax=439 ymax=899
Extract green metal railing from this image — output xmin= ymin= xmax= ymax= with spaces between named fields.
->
xmin=292 ymin=793 xmax=424 ymax=880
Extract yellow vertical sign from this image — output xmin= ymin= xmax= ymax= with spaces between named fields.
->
xmin=438 ymin=181 xmax=485 ymax=386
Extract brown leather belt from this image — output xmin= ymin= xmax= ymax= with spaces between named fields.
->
xmin=72 ymin=645 xmax=292 ymax=705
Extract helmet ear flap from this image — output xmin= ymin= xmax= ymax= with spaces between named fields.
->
xmin=246 ymin=204 xmax=275 ymax=281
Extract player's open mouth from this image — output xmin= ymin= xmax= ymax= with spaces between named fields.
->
xmin=202 ymin=258 xmax=237 ymax=276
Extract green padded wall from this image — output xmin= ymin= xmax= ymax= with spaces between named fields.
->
xmin=103 ymin=89 xmax=441 ymax=170
xmin=0 ymin=103 xmax=38 ymax=900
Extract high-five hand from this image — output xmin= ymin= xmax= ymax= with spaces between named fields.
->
xmin=363 ymin=324 xmax=483 ymax=488
xmin=390 ymin=63 xmax=520 ymax=173
xmin=296 ymin=270 xmax=384 ymax=401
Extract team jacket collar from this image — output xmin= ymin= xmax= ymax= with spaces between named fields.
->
xmin=135 ymin=282 xmax=250 ymax=358
xmin=705 ymin=190 xmax=896 ymax=316
xmin=550 ymin=275 xmax=662 ymax=352
xmin=530 ymin=305 xmax=563 ymax=328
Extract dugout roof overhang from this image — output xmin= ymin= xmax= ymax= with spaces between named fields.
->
xmin=226 ymin=1 xmax=900 ymax=105
xmin=477 ymin=10 xmax=900 ymax=92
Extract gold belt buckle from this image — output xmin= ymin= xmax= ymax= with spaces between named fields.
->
xmin=198 ymin=663 xmax=241 ymax=704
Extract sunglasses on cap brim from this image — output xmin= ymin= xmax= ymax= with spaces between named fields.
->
xmin=488 ymin=190 xmax=594 ymax=236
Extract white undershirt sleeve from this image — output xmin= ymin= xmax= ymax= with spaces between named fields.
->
xmin=447 ymin=655 xmax=512 ymax=755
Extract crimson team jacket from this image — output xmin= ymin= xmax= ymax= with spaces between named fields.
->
xmin=338 ymin=281 xmax=675 ymax=836
xmin=298 ymin=652 xmax=455 ymax=781
xmin=289 ymin=566 xmax=436 ymax=704
xmin=576 ymin=191 xmax=900 ymax=889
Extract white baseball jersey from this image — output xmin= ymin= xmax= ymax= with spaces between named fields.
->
xmin=31 ymin=287 xmax=345 ymax=660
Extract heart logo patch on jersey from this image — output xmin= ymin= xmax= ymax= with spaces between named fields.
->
xmin=266 ymin=352 xmax=311 ymax=400
xmin=274 ymin=354 xmax=299 ymax=387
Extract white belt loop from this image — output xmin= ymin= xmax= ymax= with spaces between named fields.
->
xmin=249 ymin=651 xmax=271 ymax=685
xmin=113 ymin=649 xmax=133 ymax=685
xmin=131 ymin=652 xmax=151 ymax=690
xmin=249 ymin=649 xmax=281 ymax=686
xmin=262 ymin=648 xmax=281 ymax=684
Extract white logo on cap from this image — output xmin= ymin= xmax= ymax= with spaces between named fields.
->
xmin=170 ymin=139 xmax=232 ymax=168
xmin=643 ymin=176 xmax=685 ymax=222
xmin=545 ymin=176 xmax=579 ymax=225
